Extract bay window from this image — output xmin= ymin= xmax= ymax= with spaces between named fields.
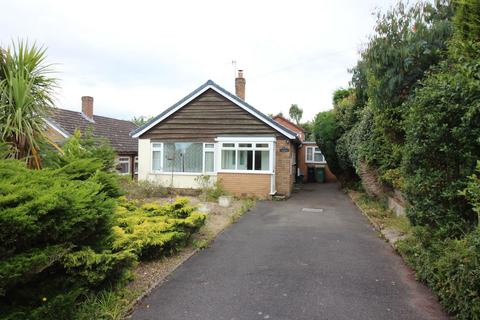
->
xmin=306 ymin=146 xmax=325 ymax=163
xmin=219 ymin=142 xmax=272 ymax=172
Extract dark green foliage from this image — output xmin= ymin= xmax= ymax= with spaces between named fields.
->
xmin=402 ymin=28 xmax=480 ymax=235
xmin=363 ymin=0 xmax=453 ymax=144
xmin=0 ymin=159 xmax=135 ymax=319
xmin=44 ymin=129 xmax=122 ymax=198
xmin=462 ymin=161 xmax=480 ymax=219
xmin=397 ymin=228 xmax=480 ymax=319
xmin=313 ymin=111 xmax=343 ymax=177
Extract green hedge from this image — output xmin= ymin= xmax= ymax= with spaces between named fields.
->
xmin=397 ymin=227 xmax=480 ymax=319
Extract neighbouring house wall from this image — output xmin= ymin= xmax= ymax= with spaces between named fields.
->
xmin=275 ymin=138 xmax=295 ymax=197
xmin=273 ymin=116 xmax=305 ymax=141
xmin=298 ymin=144 xmax=337 ymax=183
xmin=298 ymin=144 xmax=308 ymax=179
xmin=141 ymin=89 xmax=278 ymax=141
xmin=218 ymin=172 xmax=271 ymax=198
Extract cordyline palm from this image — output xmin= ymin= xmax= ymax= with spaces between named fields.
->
xmin=0 ymin=41 xmax=58 ymax=168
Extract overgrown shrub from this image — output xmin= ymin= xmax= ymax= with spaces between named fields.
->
xmin=0 ymin=159 xmax=135 ymax=319
xmin=397 ymin=228 xmax=480 ymax=319
xmin=402 ymin=27 xmax=480 ymax=235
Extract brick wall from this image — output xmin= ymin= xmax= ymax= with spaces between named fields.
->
xmin=298 ymin=144 xmax=337 ymax=182
xmin=218 ymin=172 xmax=271 ymax=198
xmin=275 ymin=138 xmax=294 ymax=197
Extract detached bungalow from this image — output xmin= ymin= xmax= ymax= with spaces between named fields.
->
xmin=131 ymin=71 xmax=299 ymax=198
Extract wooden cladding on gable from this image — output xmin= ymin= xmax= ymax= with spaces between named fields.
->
xmin=141 ymin=89 xmax=277 ymax=141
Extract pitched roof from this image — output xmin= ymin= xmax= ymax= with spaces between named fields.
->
xmin=47 ymin=108 xmax=138 ymax=154
xmin=130 ymin=80 xmax=298 ymax=140
xmin=272 ymin=115 xmax=305 ymax=133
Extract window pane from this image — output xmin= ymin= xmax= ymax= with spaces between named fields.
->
xmin=256 ymin=143 xmax=269 ymax=148
xmin=205 ymin=151 xmax=214 ymax=172
xmin=222 ymin=143 xmax=235 ymax=148
xmin=238 ymin=150 xmax=253 ymax=170
xmin=164 ymin=143 xmax=203 ymax=173
xmin=152 ymin=143 xmax=162 ymax=150
xmin=205 ymin=143 xmax=215 ymax=149
xmin=152 ymin=151 xmax=162 ymax=170
xmin=254 ymin=150 xmax=270 ymax=170
xmin=306 ymin=147 xmax=313 ymax=161
xmin=221 ymin=150 xmax=236 ymax=169
xmin=314 ymin=152 xmax=324 ymax=163
xmin=184 ymin=143 xmax=203 ymax=172
xmin=239 ymin=143 xmax=252 ymax=148
xmin=134 ymin=157 xmax=138 ymax=174
xmin=315 ymin=147 xmax=320 ymax=152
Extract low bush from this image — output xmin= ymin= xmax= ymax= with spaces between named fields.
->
xmin=112 ymin=197 xmax=206 ymax=259
xmin=120 ymin=178 xmax=169 ymax=199
xmin=397 ymin=228 xmax=480 ymax=319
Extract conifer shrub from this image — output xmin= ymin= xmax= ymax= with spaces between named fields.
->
xmin=0 ymin=159 xmax=135 ymax=319
xmin=112 ymin=197 xmax=206 ymax=259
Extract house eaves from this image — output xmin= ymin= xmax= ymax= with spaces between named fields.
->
xmin=130 ymin=80 xmax=298 ymax=140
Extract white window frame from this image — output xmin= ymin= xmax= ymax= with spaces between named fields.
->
xmin=117 ymin=156 xmax=131 ymax=175
xmin=203 ymin=143 xmax=215 ymax=174
xmin=305 ymin=146 xmax=325 ymax=164
xmin=134 ymin=156 xmax=138 ymax=175
xmin=217 ymin=140 xmax=274 ymax=174
xmin=151 ymin=142 xmax=163 ymax=172
xmin=150 ymin=142 xmax=216 ymax=175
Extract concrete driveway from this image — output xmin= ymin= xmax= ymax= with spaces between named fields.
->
xmin=131 ymin=183 xmax=447 ymax=320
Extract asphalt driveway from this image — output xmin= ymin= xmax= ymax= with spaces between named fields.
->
xmin=131 ymin=183 xmax=447 ymax=320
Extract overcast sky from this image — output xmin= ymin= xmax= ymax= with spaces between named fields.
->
xmin=1 ymin=0 xmax=397 ymax=122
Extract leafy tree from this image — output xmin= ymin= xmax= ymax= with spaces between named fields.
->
xmin=332 ymin=88 xmax=351 ymax=106
xmin=402 ymin=0 xmax=480 ymax=236
xmin=288 ymin=104 xmax=303 ymax=125
xmin=362 ymin=0 xmax=453 ymax=145
xmin=299 ymin=121 xmax=314 ymax=140
xmin=131 ymin=116 xmax=153 ymax=127
xmin=313 ymin=111 xmax=342 ymax=177
xmin=0 ymin=41 xmax=58 ymax=168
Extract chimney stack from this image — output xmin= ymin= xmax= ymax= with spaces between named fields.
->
xmin=235 ymin=70 xmax=246 ymax=100
xmin=81 ymin=96 xmax=94 ymax=120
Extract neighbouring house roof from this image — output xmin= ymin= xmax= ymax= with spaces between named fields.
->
xmin=47 ymin=108 xmax=138 ymax=154
xmin=130 ymin=80 xmax=298 ymax=140
xmin=272 ymin=115 xmax=305 ymax=134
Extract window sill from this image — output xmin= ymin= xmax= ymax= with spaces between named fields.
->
xmin=218 ymin=170 xmax=273 ymax=175
xmin=149 ymin=171 xmax=217 ymax=176
xmin=305 ymin=161 xmax=327 ymax=165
